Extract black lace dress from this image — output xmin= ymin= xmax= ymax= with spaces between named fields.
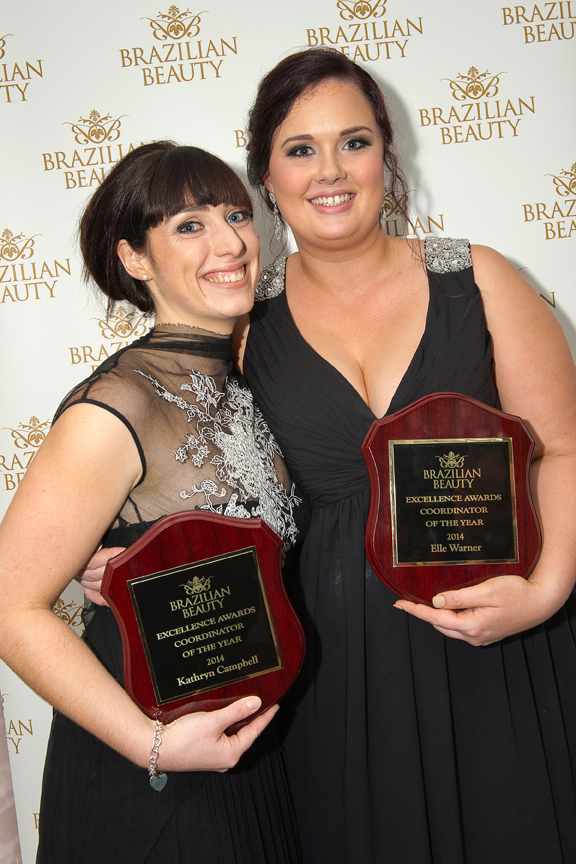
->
xmin=243 ymin=238 xmax=576 ymax=864
xmin=36 ymin=325 xmax=304 ymax=864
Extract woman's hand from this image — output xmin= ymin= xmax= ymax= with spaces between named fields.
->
xmin=76 ymin=547 xmax=125 ymax=605
xmin=394 ymin=572 xmax=569 ymax=646
xmin=157 ymin=698 xmax=278 ymax=773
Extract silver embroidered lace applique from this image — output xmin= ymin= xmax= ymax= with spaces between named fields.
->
xmin=424 ymin=237 xmax=472 ymax=273
xmin=137 ymin=369 xmax=300 ymax=552
xmin=255 ymin=257 xmax=286 ymax=301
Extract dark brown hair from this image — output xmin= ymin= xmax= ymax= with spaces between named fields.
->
xmin=246 ymin=48 xmax=408 ymax=223
xmin=80 ymin=141 xmax=252 ymax=314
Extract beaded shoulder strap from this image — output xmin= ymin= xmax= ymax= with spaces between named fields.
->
xmin=424 ymin=237 xmax=472 ymax=273
xmin=255 ymin=257 xmax=287 ymax=301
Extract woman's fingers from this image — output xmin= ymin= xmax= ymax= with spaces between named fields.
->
xmin=394 ymin=575 xmax=546 ymax=646
xmin=82 ymin=586 xmax=109 ymax=606
xmin=75 ymin=546 xmax=126 ymax=603
xmin=431 ymin=576 xmax=506 ymax=610
xmin=214 ymin=702 xmax=279 ymax=772
xmin=159 ymin=697 xmax=278 ymax=773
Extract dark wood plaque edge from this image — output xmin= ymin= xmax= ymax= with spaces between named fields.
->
xmin=101 ymin=511 xmax=305 ymax=728
xmin=361 ymin=392 xmax=542 ymax=606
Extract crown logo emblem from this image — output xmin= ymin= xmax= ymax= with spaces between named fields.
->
xmin=93 ymin=306 xmax=150 ymax=340
xmin=53 ymin=599 xmax=84 ymax=629
xmin=64 ymin=110 xmax=126 ymax=145
xmin=181 ymin=575 xmax=212 ymax=595
xmin=547 ymin=162 xmax=576 ymax=198
xmin=381 ymin=189 xmax=411 ymax=219
xmin=436 ymin=451 xmax=466 ymax=469
xmin=143 ymin=6 xmax=204 ymax=40
xmin=4 ymin=416 xmax=51 ymax=450
xmin=0 ymin=228 xmax=36 ymax=262
xmin=337 ymin=0 xmax=386 ymax=19
xmin=0 ymin=33 xmax=12 ymax=61
xmin=443 ymin=66 xmax=505 ymax=101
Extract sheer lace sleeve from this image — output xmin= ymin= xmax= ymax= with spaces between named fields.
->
xmin=54 ymin=326 xmax=301 ymax=549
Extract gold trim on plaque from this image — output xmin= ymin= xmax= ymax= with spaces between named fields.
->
xmin=128 ymin=545 xmax=283 ymax=704
xmin=388 ymin=437 xmax=519 ymax=567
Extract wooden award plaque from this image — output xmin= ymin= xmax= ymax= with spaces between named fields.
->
xmin=361 ymin=392 xmax=541 ymax=606
xmin=101 ymin=511 xmax=305 ymax=730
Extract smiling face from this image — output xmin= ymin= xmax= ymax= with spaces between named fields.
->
xmin=118 ymin=203 xmax=260 ymax=333
xmin=264 ymin=79 xmax=386 ymax=253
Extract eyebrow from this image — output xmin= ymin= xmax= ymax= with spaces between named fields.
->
xmin=281 ymin=126 xmax=375 ymax=148
xmin=176 ymin=204 xmax=208 ymax=214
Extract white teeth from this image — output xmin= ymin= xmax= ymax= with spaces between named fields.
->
xmin=310 ymin=193 xmax=353 ymax=206
xmin=206 ymin=266 xmax=245 ymax=284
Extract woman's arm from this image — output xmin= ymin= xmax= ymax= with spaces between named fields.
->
xmin=0 ymin=403 xmax=274 ymax=769
xmin=395 ymin=246 xmax=576 ymax=645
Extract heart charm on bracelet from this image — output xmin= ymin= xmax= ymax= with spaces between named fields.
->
xmin=149 ymin=771 xmax=167 ymax=792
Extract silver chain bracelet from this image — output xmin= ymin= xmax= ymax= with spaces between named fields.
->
xmin=148 ymin=719 xmax=167 ymax=791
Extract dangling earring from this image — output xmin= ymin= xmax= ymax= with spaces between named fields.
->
xmin=269 ymin=191 xmax=283 ymax=242
xmin=379 ymin=201 xmax=387 ymax=228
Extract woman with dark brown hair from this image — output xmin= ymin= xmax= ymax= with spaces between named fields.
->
xmin=239 ymin=48 xmax=576 ymax=864
xmin=0 ymin=141 xmax=304 ymax=864
xmin=80 ymin=49 xmax=576 ymax=864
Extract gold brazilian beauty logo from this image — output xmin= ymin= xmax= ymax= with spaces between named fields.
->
xmin=170 ymin=576 xmax=231 ymax=617
xmin=502 ymin=3 xmax=576 ymax=42
xmin=423 ymin=452 xmax=481 ymax=490
xmin=0 ymin=416 xmax=50 ymax=492
xmin=41 ymin=110 xmax=149 ymax=191
xmin=53 ymin=598 xmax=84 ymax=630
xmin=1 ymin=695 xmax=33 ymax=757
xmin=0 ymin=33 xmax=43 ymax=103
xmin=305 ymin=0 xmax=423 ymax=62
xmin=69 ymin=305 xmax=150 ymax=373
xmin=380 ymin=189 xmax=446 ymax=239
xmin=119 ymin=5 xmax=238 ymax=86
xmin=0 ymin=229 xmax=71 ymax=304
xmin=523 ymin=162 xmax=576 ymax=241
xmin=419 ymin=65 xmax=535 ymax=145
xmin=338 ymin=1 xmax=387 ymax=19
xmin=181 ymin=576 xmax=213 ymax=595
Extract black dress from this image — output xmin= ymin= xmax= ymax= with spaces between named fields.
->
xmin=243 ymin=238 xmax=576 ymax=864
xmin=36 ymin=325 xmax=303 ymax=864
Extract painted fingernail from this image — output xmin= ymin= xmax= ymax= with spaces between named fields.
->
xmin=393 ymin=603 xmax=404 ymax=610
xmin=432 ymin=595 xmax=446 ymax=608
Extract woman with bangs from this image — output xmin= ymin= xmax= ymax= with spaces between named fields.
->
xmin=77 ymin=49 xmax=576 ymax=864
xmin=0 ymin=141 xmax=303 ymax=864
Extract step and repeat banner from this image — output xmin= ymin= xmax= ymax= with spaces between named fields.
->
xmin=1 ymin=1 xmax=575 ymax=860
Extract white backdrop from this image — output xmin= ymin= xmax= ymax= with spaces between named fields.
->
xmin=1 ymin=1 xmax=575 ymax=860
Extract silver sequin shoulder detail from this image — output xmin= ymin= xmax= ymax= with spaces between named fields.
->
xmin=424 ymin=237 xmax=472 ymax=273
xmin=255 ymin=257 xmax=287 ymax=301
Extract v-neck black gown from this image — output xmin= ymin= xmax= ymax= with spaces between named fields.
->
xmin=243 ymin=239 xmax=576 ymax=864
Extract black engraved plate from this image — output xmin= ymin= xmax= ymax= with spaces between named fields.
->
xmin=361 ymin=392 xmax=541 ymax=605
xmin=128 ymin=546 xmax=281 ymax=705
xmin=391 ymin=439 xmax=517 ymax=566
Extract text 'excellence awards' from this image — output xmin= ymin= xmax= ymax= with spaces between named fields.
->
xmin=101 ymin=511 xmax=305 ymax=731
xmin=361 ymin=393 xmax=541 ymax=606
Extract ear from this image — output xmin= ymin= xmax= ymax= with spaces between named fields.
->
xmin=117 ymin=239 xmax=150 ymax=282
xmin=263 ymin=172 xmax=273 ymax=195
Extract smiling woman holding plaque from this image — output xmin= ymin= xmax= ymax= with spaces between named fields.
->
xmin=0 ymin=142 xmax=305 ymax=864
xmin=237 ymin=49 xmax=576 ymax=864
xmin=79 ymin=50 xmax=576 ymax=864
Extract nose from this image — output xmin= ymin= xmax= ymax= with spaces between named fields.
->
xmin=315 ymin=148 xmax=346 ymax=185
xmin=211 ymin=216 xmax=246 ymax=258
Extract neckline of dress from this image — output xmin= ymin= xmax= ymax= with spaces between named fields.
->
xmin=275 ymin=259 xmax=433 ymax=421
xmin=146 ymin=323 xmax=234 ymax=364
